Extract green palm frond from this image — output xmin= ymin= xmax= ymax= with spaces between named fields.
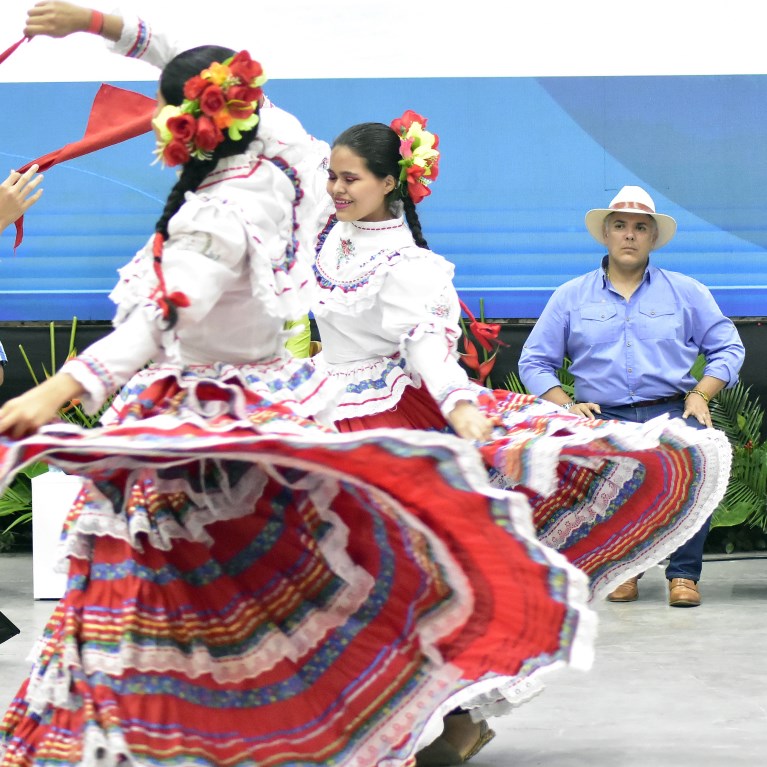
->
xmin=709 ymin=391 xmax=767 ymax=532
xmin=710 ymin=383 xmax=764 ymax=447
xmin=504 ymin=371 xmax=528 ymax=394
xmin=711 ymin=479 xmax=764 ymax=529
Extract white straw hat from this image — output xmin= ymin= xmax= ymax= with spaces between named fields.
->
xmin=585 ymin=186 xmax=677 ymax=249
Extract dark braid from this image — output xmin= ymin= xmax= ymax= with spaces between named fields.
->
xmin=402 ymin=195 xmax=428 ymax=249
xmin=332 ymin=122 xmax=429 ymax=248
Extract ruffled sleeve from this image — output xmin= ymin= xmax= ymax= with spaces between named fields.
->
xmin=255 ymin=101 xmax=333 ymax=260
xmin=115 ymin=156 xmax=313 ymax=331
xmin=60 ymin=309 xmax=162 ymax=414
xmin=380 ymin=252 xmax=479 ymax=417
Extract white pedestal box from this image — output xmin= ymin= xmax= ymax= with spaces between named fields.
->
xmin=31 ymin=472 xmax=84 ymax=600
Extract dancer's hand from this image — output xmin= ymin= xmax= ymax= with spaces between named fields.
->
xmin=24 ymin=2 xmax=92 ymax=38
xmin=0 ymin=374 xmax=82 ymax=439
xmin=447 ymin=401 xmax=494 ymax=442
xmin=0 ymin=166 xmax=43 ymax=230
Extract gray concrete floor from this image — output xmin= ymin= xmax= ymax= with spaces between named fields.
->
xmin=1 ymin=553 xmax=766 ymax=765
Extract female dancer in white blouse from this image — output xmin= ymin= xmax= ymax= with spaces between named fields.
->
xmin=0 ymin=21 xmax=595 ymax=767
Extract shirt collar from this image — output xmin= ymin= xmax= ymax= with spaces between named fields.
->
xmin=600 ymin=254 xmax=656 ymax=286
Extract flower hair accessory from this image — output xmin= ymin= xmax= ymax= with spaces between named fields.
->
xmin=389 ymin=109 xmax=440 ymax=204
xmin=152 ymin=50 xmax=268 ymax=167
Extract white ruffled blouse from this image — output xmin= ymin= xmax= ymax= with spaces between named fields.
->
xmin=312 ymin=217 xmax=479 ymax=420
xmin=61 ymin=149 xmax=330 ymax=418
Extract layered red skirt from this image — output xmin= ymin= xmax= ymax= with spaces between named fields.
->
xmin=0 ymin=371 xmax=592 ymax=767
xmin=337 ymin=384 xmax=732 ymax=599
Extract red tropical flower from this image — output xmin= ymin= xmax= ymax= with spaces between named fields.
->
xmin=229 ymin=51 xmax=264 ymax=83
xmin=391 ymin=109 xmax=428 ymax=135
xmin=163 ymin=139 xmax=190 ymax=166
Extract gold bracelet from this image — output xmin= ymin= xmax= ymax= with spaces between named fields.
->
xmin=685 ymin=388 xmax=710 ymax=404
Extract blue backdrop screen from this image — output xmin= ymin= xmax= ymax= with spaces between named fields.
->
xmin=1 ymin=76 xmax=765 ymax=321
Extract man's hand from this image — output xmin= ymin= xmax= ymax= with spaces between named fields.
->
xmin=568 ymin=401 xmax=601 ymax=419
xmin=683 ymin=391 xmax=713 ymax=428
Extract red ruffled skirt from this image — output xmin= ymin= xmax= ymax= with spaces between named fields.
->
xmin=336 ymin=384 xmax=731 ymax=599
xmin=0 ymin=371 xmax=591 ymax=767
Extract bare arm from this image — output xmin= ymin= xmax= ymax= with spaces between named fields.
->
xmin=24 ymin=1 xmax=123 ymax=41
xmin=0 ymin=372 xmax=84 ymax=439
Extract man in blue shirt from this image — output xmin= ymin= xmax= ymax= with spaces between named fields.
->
xmin=519 ymin=185 xmax=744 ymax=608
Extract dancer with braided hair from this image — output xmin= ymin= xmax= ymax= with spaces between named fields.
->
xmin=311 ymin=113 xmax=733 ymax=763
xmin=0 ymin=39 xmax=595 ymax=767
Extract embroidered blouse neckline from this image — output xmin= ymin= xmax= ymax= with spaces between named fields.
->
xmin=351 ymin=218 xmax=405 ymax=232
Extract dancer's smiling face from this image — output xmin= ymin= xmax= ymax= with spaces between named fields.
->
xmin=327 ymin=145 xmax=396 ymax=222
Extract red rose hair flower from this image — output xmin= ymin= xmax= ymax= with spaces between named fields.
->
xmin=152 ymin=50 xmax=268 ymax=167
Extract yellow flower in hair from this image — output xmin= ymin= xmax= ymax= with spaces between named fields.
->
xmin=202 ymin=61 xmax=232 ymax=86
xmin=413 ymin=145 xmax=439 ymax=172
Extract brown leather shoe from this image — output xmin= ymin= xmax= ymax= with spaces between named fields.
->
xmin=606 ymin=576 xmax=639 ymax=602
xmin=415 ymin=715 xmax=496 ymax=766
xmin=668 ymin=578 xmax=700 ymax=607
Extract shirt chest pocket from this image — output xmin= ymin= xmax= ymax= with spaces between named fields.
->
xmin=577 ymin=303 xmax=621 ymax=345
xmin=637 ymin=303 xmax=680 ymax=340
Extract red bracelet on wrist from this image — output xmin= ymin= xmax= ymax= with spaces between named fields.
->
xmin=87 ymin=10 xmax=104 ymax=34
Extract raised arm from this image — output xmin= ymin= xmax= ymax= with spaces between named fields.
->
xmin=24 ymin=1 xmax=123 ymax=41
xmin=24 ymin=1 xmax=181 ymax=67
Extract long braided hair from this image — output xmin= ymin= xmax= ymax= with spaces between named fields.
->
xmin=153 ymin=46 xmax=262 ymax=326
xmin=331 ymin=122 xmax=429 ymax=248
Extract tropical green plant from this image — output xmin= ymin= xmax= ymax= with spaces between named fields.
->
xmin=19 ymin=317 xmax=107 ymax=428
xmin=708 ymin=383 xmax=767 ymax=537
xmin=0 ymin=462 xmax=49 ymax=552
xmin=689 ymin=353 xmax=767 ymax=543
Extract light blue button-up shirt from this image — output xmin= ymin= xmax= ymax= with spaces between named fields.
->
xmin=0 ymin=341 xmax=6 ymax=365
xmin=518 ymin=257 xmax=745 ymax=406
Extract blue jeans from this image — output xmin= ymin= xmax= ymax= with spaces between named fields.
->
xmin=597 ymin=401 xmax=710 ymax=582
